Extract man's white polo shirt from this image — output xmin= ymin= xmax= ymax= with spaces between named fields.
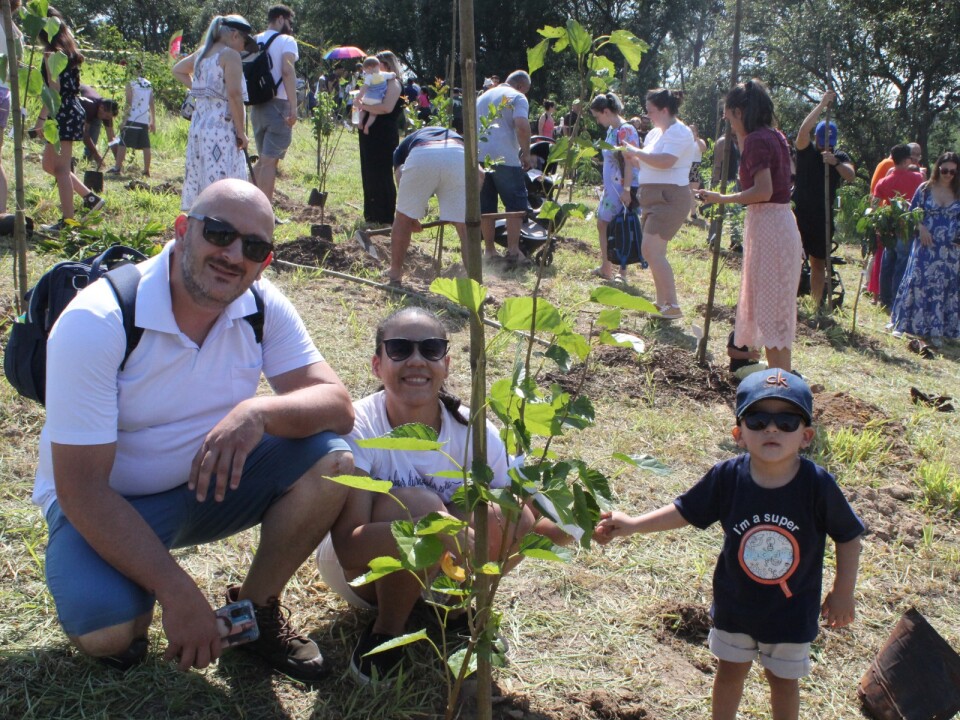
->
xmin=33 ymin=241 xmax=322 ymax=514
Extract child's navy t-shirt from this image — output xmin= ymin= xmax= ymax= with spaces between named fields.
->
xmin=674 ymin=455 xmax=864 ymax=644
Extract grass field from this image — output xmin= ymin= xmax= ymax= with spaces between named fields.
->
xmin=1 ymin=108 xmax=959 ymax=720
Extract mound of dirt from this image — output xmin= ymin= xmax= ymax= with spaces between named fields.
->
xmin=655 ymin=601 xmax=711 ymax=643
xmin=814 ymin=391 xmax=913 ymax=461
xmin=694 ymin=303 xmax=737 ymax=325
xmin=557 ymin=689 xmax=652 ymax=720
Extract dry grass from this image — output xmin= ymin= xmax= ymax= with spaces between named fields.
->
xmin=1 ymin=113 xmax=959 ymax=720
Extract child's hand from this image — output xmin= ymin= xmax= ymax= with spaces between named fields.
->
xmin=821 ymin=589 xmax=855 ymax=628
xmin=592 ymin=511 xmax=637 ymax=544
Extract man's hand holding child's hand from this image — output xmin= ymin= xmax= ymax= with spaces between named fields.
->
xmin=593 ymin=511 xmax=636 ymax=544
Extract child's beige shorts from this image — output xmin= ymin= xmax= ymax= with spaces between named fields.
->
xmin=709 ymin=628 xmax=812 ymax=679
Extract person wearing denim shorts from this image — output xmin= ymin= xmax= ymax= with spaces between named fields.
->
xmin=250 ymin=5 xmax=298 ymax=202
xmin=33 ymin=179 xmax=355 ymax=682
xmin=477 ymin=71 xmax=533 ymax=263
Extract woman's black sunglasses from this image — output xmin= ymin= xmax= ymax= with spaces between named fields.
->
xmin=380 ymin=338 xmax=449 ymax=362
xmin=187 ymin=213 xmax=273 ymax=263
xmin=739 ymin=411 xmax=807 ymax=433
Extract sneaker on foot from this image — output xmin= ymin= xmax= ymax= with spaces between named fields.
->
xmin=106 ymin=167 xmax=121 ymax=175
xmin=98 ymin=636 xmax=149 ymax=672
xmin=39 ymin=218 xmax=66 ymax=235
xmin=350 ymin=621 xmax=404 ymax=685
xmin=224 ymin=586 xmax=327 ymax=683
xmin=84 ymin=192 xmax=105 ymax=212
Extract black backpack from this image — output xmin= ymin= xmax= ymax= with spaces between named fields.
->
xmin=242 ymin=32 xmax=281 ymax=106
xmin=4 ymin=245 xmax=265 ymax=405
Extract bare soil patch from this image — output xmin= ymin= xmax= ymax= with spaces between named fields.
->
xmin=654 ymin=601 xmax=711 ymax=644
xmin=543 ymin=344 xmax=736 ymax=408
xmin=694 ymin=303 xmax=737 ymax=326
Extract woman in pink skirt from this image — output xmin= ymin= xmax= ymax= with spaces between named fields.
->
xmin=698 ymin=79 xmax=802 ymax=371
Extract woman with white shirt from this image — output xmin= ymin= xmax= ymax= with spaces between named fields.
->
xmin=622 ymin=89 xmax=696 ymax=320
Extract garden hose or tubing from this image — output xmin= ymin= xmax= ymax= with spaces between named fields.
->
xmin=271 ymin=257 xmax=550 ymax=347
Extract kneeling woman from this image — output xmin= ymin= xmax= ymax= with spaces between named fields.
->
xmin=317 ymin=307 xmax=562 ymax=684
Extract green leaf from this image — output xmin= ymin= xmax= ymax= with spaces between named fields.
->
xmin=588 ymin=54 xmax=616 ymax=77
xmin=18 ymin=66 xmax=42 ymax=95
xmin=554 ymin=330 xmax=590 ymax=361
xmin=43 ymin=16 xmax=61 ymax=42
xmin=447 ymin=646 xmax=477 ymax=679
xmin=395 ymin=530 xmax=445 ymax=571
xmin=350 ymin=555 xmax=404 ymax=585
xmin=590 ymin=286 xmax=660 ymax=313
xmin=430 ymin=277 xmax=486 ymax=313
xmin=21 ymin=12 xmax=45 ymax=40
xmin=40 ymin=84 xmax=60 ymax=116
xmin=0 ymin=56 xmax=6 ymax=85
xmin=356 ymin=436 xmax=443 ymax=451
xmin=608 ymin=29 xmax=647 ymax=70
xmin=47 ymin=50 xmax=68 ymax=81
xmin=521 ymin=546 xmax=570 ymax=562
xmin=597 ymin=308 xmax=622 ymax=330
xmin=562 ymin=394 xmax=595 ymax=430
xmin=327 ymin=474 xmax=395 ymax=494
xmin=27 ymin=0 xmax=49 ymax=18
xmin=599 ymin=331 xmax=646 ymax=354
xmin=498 ymin=296 xmax=565 ymax=333
xmin=613 ymin=452 xmax=672 ymax=476
xmin=477 ymin=562 xmax=501 ymax=575
xmin=42 ymin=119 xmax=59 ymax=148
xmin=416 ymin=512 xmax=468 ymax=537
xmin=545 ymin=344 xmax=572 ymax=372
xmin=527 ymin=38 xmax=550 ymax=75
xmin=387 ymin=423 xmax=439 ymax=441
xmin=536 ymin=24 xmax=566 ymax=39
xmin=566 ymin=19 xmax=592 ymax=57
xmin=537 ymin=199 xmax=561 ymax=221
xmin=364 ymin=629 xmax=429 ymax=655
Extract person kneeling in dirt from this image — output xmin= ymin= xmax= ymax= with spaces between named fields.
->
xmin=315 ymin=307 xmax=571 ymax=685
xmin=596 ymin=368 xmax=863 ymax=720
xmin=32 ymin=178 xmax=355 ymax=682
xmin=386 ymin=126 xmax=478 ymax=285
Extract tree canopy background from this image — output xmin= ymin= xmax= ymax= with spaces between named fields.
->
xmin=59 ymin=0 xmax=960 ymax=172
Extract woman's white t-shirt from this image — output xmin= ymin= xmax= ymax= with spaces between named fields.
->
xmin=345 ymin=390 xmax=510 ymax=503
xmin=638 ymin=121 xmax=697 ymax=186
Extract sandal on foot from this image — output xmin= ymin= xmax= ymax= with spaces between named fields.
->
xmin=651 ymin=304 xmax=683 ymax=320
xmin=590 ymin=266 xmax=614 ymax=280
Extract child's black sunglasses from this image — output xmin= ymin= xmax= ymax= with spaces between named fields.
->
xmin=187 ymin=213 xmax=273 ymax=263
xmin=739 ymin=411 xmax=807 ymax=433
xmin=379 ymin=338 xmax=449 ymax=362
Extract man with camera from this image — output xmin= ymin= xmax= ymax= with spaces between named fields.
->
xmin=33 ymin=178 xmax=354 ymax=682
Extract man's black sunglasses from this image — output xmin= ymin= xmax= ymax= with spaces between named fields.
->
xmin=379 ymin=338 xmax=449 ymax=362
xmin=739 ymin=411 xmax=807 ymax=433
xmin=187 ymin=213 xmax=273 ymax=263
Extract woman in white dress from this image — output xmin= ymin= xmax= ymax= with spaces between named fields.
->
xmin=173 ymin=15 xmax=251 ymax=211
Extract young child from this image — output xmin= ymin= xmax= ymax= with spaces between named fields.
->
xmin=355 ymin=55 xmax=396 ymax=134
xmin=109 ymin=73 xmax=155 ymax=176
xmin=596 ymin=368 xmax=863 ymax=720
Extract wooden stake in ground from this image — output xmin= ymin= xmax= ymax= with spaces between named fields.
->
xmin=456 ymin=1 xmax=493 ymax=718
xmin=696 ymin=0 xmax=743 ymax=366
xmin=3 ymin=0 xmax=28 ymax=309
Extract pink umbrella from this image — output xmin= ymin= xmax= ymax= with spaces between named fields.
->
xmin=324 ymin=46 xmax=365 ymax=60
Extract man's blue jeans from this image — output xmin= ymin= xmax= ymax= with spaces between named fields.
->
xmin=879 ymin=239 xmax=910 ymax=309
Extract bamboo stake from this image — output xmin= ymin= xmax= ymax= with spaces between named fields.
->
xmin=696 ymin=0 xmax=742 ymax=366
xmin=4 ymin=0 xmax=28 ymax=309
xmin=456 ymin=0 xmax=492 ymax=717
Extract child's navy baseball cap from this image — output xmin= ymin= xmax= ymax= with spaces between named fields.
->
xmin=736 ymin=369 xmax=814 ymax=424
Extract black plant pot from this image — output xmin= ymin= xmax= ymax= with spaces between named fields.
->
xmin=308 ymin=189 xmax=328 ymax=208
xmin=311 ymin=223 xmax=333 ymax=241
xmin=84 ymin=170 xmax=104 ymax=193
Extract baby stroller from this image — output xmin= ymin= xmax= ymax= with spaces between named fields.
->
xmin=798 ymin=240 xmax=846 ymax=309
xmin=491 ymin=136 xmax=561 ymax=264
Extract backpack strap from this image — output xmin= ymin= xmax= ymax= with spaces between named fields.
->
xmin=104 ymin=263 xmax=144 ymax=371
xmin=259 ymin=32 xmax=282 ymax=91
xmin=244 ymin=286 xmax=265 ymax=344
